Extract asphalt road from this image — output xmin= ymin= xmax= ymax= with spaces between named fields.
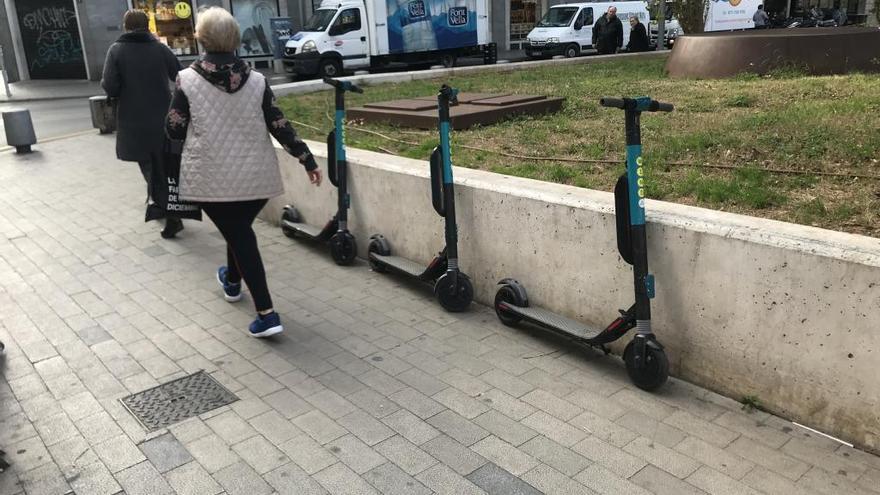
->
xmin=0 ymin=98 xmax=93 ymax=141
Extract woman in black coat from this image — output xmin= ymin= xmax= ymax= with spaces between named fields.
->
xmin=626 ymin=17 xmax=651 ymax=52
xmin=101 ymin=10 xmax=183 ymax=238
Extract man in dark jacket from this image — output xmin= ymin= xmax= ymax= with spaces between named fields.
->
xmin=593 ymin=6 xmax=624 ymax=54
xmin=102 ymin=10 xmax=183 ymax=238
xmin=626 ymin=16 xmax=650 ymax=52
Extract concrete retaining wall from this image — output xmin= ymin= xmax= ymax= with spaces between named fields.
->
xmin=270 ymin=51 xmax=667 ymax=98
xmin=262 ymin=141 xmax=880 ymax=452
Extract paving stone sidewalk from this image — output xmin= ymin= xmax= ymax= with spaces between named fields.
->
xmin=1 ymin=134 xmax=878 ymax=495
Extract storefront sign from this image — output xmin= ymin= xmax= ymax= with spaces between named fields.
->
xmin=269 ymin=17 xmax=293 ymax=59
xmin=14 ymin=0 xmax=87 ymax=79
xmin=175 ymin=2 xmax=192 ymax=19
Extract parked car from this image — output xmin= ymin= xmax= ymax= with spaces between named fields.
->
xmin=649 ymin=17 xmax=683 ymax=47
xmin=283 ymin=0 xmax=496 ymax=78
xmin=524 ymin=1 xmax=650 ymax=59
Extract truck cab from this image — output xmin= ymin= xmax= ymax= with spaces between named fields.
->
xmin=525 ymin=1 xmax=649 ymax=59
xmin=284 ymin=0 xmax=370 ymax=78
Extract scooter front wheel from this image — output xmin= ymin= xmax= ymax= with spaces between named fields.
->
xmin=435 ymin=272 xmax=473 ymax=312
xmin=330 ymin=232 xmax=357 ymax=266
xmin=623 ymin=339 xmax=669 ymax=391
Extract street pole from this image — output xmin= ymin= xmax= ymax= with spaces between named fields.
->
xmin=0 ymin=45 xmax=11 ymax=98
xmin=657 ymin=0 xmax=666 ymax=51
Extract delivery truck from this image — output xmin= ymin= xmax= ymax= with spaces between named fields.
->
xmin=283 ymin=0 xmax=497 ymax=78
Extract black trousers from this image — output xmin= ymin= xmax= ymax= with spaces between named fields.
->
xmin=137 ymin=155 xmax=159 ymax=204
xmin=202 ymin=199 xmax=273 ymax=312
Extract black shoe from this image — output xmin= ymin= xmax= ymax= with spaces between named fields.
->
xmin=161 ymin=218 xmax=184 ymax=239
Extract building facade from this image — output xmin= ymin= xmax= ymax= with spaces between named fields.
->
xmin=0 ymin=0 xmax=309 ymax=82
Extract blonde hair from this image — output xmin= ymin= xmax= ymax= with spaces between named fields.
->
xmin=195 ymin=7 xmax=240 ymax=53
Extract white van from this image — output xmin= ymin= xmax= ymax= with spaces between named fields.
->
xmin=525 ymin=2 xmax=650 ymax=59
xmin=283 ymin=0 xmax=495 ymax=78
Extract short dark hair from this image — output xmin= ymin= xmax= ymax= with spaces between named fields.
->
xmin=123 ymin=10 xmax=149 ymax=31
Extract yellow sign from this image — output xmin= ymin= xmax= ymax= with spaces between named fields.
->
xmin=175 ymin=2 xmax=192 ymax=19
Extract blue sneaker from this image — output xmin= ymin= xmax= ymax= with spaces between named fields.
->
xmin=249 ymin=312 xmax=283 ymax=338
xmin=217 ymin=266 xmax=242 ymax=302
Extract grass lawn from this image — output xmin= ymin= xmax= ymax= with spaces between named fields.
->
xmin=277 ymin=58 xmax=880 ymax=238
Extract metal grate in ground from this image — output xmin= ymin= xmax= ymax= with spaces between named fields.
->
xmin=120 ymin=371 xmax=238 ymax=431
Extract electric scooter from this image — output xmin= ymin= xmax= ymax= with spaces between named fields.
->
xmin=494 ymin=96 xmax=673 ymax=391
xmin=367 ymin=85 xmax=474 ymax=312
xmin=281 ymin=77 xmax=361 ymax=265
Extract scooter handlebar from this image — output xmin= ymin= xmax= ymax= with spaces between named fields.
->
xmin=323 ymin=77 xmax=363 ymax=94
xmin=599 ymin=97 xmax=674 ymax=112
xmin=599 ymin=97 xmax=625 ymax=109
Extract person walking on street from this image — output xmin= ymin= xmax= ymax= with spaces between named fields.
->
xmin=593 ymin=7 xmax=624 ymax=55
xmin=753 ymin=5 xmax=770 ymax=28
xmin=102 ymin=10 xmax=184 ymax=238
xmin=626 ymin=16 xmax=650 ymax=52
xmin=165 ymin=7 xmax=322 ymax=338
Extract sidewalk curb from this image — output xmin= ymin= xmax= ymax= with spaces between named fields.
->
xmin=0 ymin=128 xmax=98 ymax=153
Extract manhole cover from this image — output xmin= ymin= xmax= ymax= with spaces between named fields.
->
xmin=120 ymin=371 xmax=238 ymax=431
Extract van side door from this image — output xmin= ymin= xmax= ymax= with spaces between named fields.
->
xmin=328 ymin=7 xmax=369 ymax=68
xmin=576 ymin=7 xmax=594 ymax=50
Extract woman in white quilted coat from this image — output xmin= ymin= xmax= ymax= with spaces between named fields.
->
xmin=165 ymin=7 xmax=322 ymax=338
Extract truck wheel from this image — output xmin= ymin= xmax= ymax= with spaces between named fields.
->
xmin=440 ymin=53 xmax=457 ymax=68
xmin=319 ymin=59 xmax=342 ymax=78
xmin=565 ymin=44 xmax=580 ymax=58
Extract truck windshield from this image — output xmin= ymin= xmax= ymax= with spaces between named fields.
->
xmin=303 ymin=9 xmax=337 ymax=31
xmin=537 ymin=7 xmax=579 ymax=27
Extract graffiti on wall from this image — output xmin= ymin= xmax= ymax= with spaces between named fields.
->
xmin=15 ymin=0 xmax=86 ymax=79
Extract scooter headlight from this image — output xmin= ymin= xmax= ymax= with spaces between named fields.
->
xmin=301 ymin=40 xmax=317 ymax=53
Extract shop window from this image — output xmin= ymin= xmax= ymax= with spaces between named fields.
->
xmin=231 ymin=0 xmax=280 ymax=57
xmin=510 ymin=0 xmax=538 ymax=41
xmin=132 ymin=0 xmax=198 ymax=56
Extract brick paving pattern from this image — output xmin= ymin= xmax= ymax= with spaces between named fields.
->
xmin=1 ymin=134 xmax=878 ymax=494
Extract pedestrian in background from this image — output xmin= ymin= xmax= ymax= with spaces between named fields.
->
xmin=753 ymin=5 xmax=770 ymax=28
xmin=626 ymin=16 xmax=651 ymax=52
xmin=593 ymin=6 xmax=624 ymax=55
xmin=165 ymin=7 xmax=322 ymax=338
xmin=101 ymin=10 xmax=184 ymax=239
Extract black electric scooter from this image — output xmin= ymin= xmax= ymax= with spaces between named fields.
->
xmin=368 ymin=85 xmax=474 ymax=312
xmin=494 ymin=97 xmax=673 ymax=391
xmin=281 ymin=77 xmax=362 ymax=265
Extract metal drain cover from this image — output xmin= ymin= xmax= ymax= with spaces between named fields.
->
xmin=121 ymin=371 xmax=238 ymax=431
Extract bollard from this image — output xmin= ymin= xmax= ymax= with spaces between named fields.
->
xmin=89 ymin=95 xmax=117 ymax=134
xmin=2 ymin=108 xmax=36 ymax=153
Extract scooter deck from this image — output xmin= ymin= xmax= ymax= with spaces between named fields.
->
xmin=282 ymin=219 xmax=325 ymax=239
xmin=503 ymin=303 xmax=603 ymax=341
xmin=371 ymin=253 xmax=426 ymax=278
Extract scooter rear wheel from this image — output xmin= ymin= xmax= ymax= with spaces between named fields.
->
xmin=623 ymin=340 xmax=669 ymax=391
xmin=281 ymin=206 xmax=302 ymax=239
xmin=435 ymin=273 xmax=473 ymax=312
xmin=330 ymin=232 xmax=357 ymax=266
xmin=494 ymin=285 xmax=524 ymax=327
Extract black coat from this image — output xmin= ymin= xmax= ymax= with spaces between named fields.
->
xmin=627 ymin=22 xmax=650 ymax=52
xmin=101 ymin=31 xmax=180 ymax=162
xmin=593 ymin=14 xmax=624 ymax=54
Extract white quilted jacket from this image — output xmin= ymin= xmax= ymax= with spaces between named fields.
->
xmin=178 ymin=68 xmax=283 ymax=202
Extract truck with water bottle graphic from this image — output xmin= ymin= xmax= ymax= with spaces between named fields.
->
xmin=283 ymin=0 xmax=496 ymax=78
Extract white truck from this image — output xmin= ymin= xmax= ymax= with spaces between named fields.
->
xmin=283 ymin=0 xmax=497 ymax=78
xmin=525 ymin=1 xmax=650 ymax=59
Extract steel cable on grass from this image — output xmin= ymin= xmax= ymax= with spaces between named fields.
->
xmin=292 ymin=115 xmax=880 ymax=181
